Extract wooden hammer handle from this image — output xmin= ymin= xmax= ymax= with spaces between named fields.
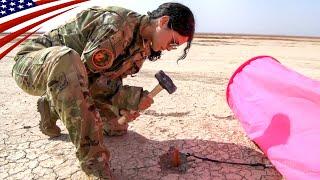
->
xmin=117 ymin=84 xmax=164 ymax=125
xmin=148 ymin=84 xmax=163 ymax=98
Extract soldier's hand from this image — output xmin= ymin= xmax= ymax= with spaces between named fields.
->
xmin=126 ymin=111 xmax=140 ymax=122
xmin=138 ymin=94 xmax=154 ymax=111
xmin=120 ymin=110 xmax=140 ymax=122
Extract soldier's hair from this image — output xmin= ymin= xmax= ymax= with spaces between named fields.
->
xmin=147 ymin=2 xmax=195 ymax=62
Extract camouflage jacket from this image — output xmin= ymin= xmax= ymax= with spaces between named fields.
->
xmin=17 ymin=6 xmax=152 ymax=79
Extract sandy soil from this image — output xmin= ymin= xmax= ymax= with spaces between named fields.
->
xmin=1 ymin=34 xmax=320 ymax=179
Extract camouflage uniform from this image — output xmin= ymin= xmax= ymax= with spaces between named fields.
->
xmin=12 ymin=6 xmax=152 ymax=178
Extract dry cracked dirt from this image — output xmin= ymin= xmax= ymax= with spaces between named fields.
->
xmin=1 ymin=34 xmax=320 ymax=179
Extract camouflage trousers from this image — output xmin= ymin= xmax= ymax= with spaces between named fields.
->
xmin=12 ymin=45 xmax=145 ymax=169
xmin=12 ymin=46 xmax=111 ymax=175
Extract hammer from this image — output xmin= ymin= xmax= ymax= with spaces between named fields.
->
xmin=118 ymin=70 xmax=177 ymax=125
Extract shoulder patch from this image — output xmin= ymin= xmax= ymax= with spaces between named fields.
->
xmin=92 ymin=48 xmax=114 ymax=69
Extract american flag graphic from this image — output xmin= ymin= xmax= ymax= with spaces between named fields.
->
xmin=0 ymin=0 xmax=88 ymax=60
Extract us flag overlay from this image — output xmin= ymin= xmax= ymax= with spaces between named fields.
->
xmin=0 ymin=0 xmax=37 ymax=18
xmin=0 ymin=0 xmax=88 ymax=59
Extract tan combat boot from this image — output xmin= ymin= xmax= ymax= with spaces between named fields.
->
xmin=37 ymin=97 xmax=61 ymax=137
xmin=81 ymin=152 xmax=113 ymax=179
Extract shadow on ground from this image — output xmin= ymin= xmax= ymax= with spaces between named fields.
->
xmin=46 ymin=130 xmax=281 ymax=179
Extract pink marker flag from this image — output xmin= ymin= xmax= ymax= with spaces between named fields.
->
xmin=226 ymin=56 xmax=320 ymax=179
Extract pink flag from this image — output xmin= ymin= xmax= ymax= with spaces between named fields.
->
xmin=226 ymin=56 xmax=320 ymax=179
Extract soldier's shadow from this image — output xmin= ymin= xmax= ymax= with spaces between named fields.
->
xmin=104 ymin=131 xmax=281 ymax=180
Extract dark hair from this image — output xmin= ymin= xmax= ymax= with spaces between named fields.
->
xmin=147 ymin=2 xmax=195 ymax=62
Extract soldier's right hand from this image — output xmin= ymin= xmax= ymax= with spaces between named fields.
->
xmin=138 ymin=92 xmax=154 ymax=111
xmin=120 ymin=109 xmax=140 ymax=122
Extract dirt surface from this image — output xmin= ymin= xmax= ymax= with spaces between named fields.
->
xmin=1 ymin=34 xmax=320 ymax=179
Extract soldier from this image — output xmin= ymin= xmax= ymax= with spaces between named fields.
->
xmin=12 ymin=2 xmax=195 ymax=179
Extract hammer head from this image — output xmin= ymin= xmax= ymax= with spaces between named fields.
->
xmin=155 ymin=70 xmax=177 ymax=94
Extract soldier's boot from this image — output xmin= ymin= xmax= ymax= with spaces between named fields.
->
xmin=81 ymin=152 xmax=113 ymax=179
xmin=37 ymin=97 xmax=61 ymax=137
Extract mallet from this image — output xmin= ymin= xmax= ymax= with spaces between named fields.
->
xmin=118 ymin=70 xmax=177 ymax=125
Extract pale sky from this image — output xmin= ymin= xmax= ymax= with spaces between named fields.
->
xmin=4 ymin=0 xmax=320 ymax=37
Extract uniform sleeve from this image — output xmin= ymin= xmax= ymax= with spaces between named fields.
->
xmin=81 ymin=12 xmax=133 ymax=73
xmin=111 ymin=85 xmax=147 ymax=111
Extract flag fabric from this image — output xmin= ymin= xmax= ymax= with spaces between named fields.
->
xmin=227 ymin=56 xmax=320 ymax=179
xmin=0 ymin=0 xmax=88 ymax=60
xmin=0 ymin=0 xmax=37 ymax=18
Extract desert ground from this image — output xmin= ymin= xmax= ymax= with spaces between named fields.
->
xmin=1 ymin=33 xmax=320 ymax=179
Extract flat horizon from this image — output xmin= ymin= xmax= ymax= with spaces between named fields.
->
xmin=2 ymin=32 xmax=320 ymax=39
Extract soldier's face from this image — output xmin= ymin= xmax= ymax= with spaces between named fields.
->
xmin=151 ymin=16 xmax=189 ymax=52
